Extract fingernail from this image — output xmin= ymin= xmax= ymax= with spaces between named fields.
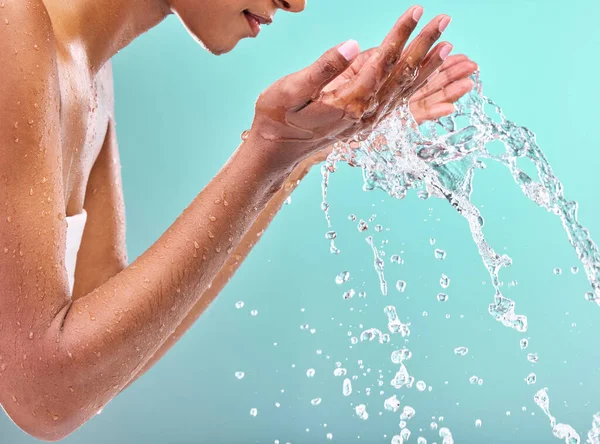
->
xmin=338 ymin=39 xmax=360 ymax=61
xmin=438 ymin=16 xmax=451 ymax=32
xmin=439 ymin=44 xmax=453 ymax=60
xmin=412 ymin=6 xmax=424 ymax=22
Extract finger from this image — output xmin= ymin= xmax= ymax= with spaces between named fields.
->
xmin=373 ymin=41 xmax=451 ymax=121
xmin=401 ymin=42 xmax=453 ymax=100
xmin=411 ymin=58 xmax=478 ymax=102
xmin=412 ymin=102 xmax=456 ymax=125
xmin=334 ymin=6 xmax=424 ymax=113
xmin=439 ymin=54 xmax=470 ymax=72
xmin=420 ymin=77 xmax=475 ymax=108
xmin=323 ymin=47 xmax=379 ymax=93
xmin=284 ymin=39 xmax=361 ymax=108
xmin=400 ymin=14 xmax=452 ymax=72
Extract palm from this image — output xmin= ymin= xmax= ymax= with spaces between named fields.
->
xmin=305 ymin=50 xmax=478 ymax=166
xmin=409 ymin=54 xmax=478 ymax=125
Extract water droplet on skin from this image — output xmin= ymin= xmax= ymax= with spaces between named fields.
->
xmin=357 ymin=220 xmax=368 ymax=232
xmin=396 ymin=280 xmax=406 ymax=292
xmin=209 ymin=215 xmax=217 ymax=222
xmin=89 ymin=313 xmax=96 ymax=321
xmin=325 ymin=231 xmax=337 ymax=240
xmin=28 ymin=332 xmax=33 ymax=340
xmin=6 ymin=216 xmax=11 ymax=223
xmin=249 ymin=408 xmax=258 ymax=417
xmin=335 ymin=271 xmax=350 ymax=284
xmin=437 ymin=293 xmax=448 ymax=302
xmin=311 ymin=398 xmax=322 ymax=406
xmin=240 ymin=130 xmax=250 ymax=141
xmin=454 ymin=346 xmax=468 ymax=356
xmin=235 ymin=371 xmax=245 ymax=379
xmin=527 ymin=353 xmax=539 ymax=363
xmin=434 ymin=249 xmax=447 ymax=260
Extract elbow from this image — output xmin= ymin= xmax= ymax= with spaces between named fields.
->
xmin=4 ymin=406 xmax=83 ymax=442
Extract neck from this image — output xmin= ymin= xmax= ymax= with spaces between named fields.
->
xmin=43 ymin=0 xmax=172 ymax=72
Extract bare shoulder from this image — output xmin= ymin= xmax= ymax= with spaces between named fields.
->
xmin=0 ymin=0 xmax=58 ymax=95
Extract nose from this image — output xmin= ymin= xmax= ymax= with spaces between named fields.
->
xmin=273 ymin=0 xmax=305 ymax=13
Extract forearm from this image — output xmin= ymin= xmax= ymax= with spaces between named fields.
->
xmin=25 ymin=135 xmax=295 ymax=438
xmin=121 ymin=157 xmax=314 ymax=390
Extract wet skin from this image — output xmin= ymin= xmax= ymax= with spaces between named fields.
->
xmin=0 ymin=0 xmax=476 ymax=440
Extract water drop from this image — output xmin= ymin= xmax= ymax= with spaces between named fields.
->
xmin=235 ymin=371 xmax=245 ymax=379
xmin=527 ymin=353 xmax=539 ymax=363
xmin=454 ymin=346 xmax=468 ymax=356
xmin=306 ymin=368 xmax=315 ymax=378
xmin=526 ymin=373 xmax=537 ymax=385
xmin=348 ymin=214 xmax=356 ymax=221
xmin=416 ymin=381 xmax=426 ymax=391
xmin=325 ymin=231 xmax=337 ymax=240
xmin=429 ymin=238 xmax=436 ymax=245
xmin=554 ymin=267 xmax=562 ymax=276
xmin=357 ymin=220 xmax=368 ymax=232
xmin=475 ymin=419 xmax=482 ymax=428
xmin=434 ymin=249 xmax=447 ymax=260
xmin=355 ymin=404 xmax=368 ymax=420
xmin=437 ymin=293 xmax=448 ymax=302
xmin=311 ymin=398 xmax=322 ymax=406
xmin=343 ymin=289 xmax=355 ymax=300
xmin=396 ymin=280 xmax=406 ymax=293
xmin=571 ymin=266 xmax=579 ymax=274
xmin=343 ymin=378 xmax=352 ymax=396
xmin=249 ymin=408 xmax=258 ymax=417
xmin=440 ymin=274 xmax=450 ymax=288
xmin=235 ymin=301 xmax=244 ymax=309
xmin=520 ymin=338 xmax=528 ymax=350
xmin=250 ymin=309 xmax=258 ymax=316
xmin=335 ymin=271 xmax=350 ymax=284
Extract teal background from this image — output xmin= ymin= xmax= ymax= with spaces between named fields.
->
xmin=2 ymin=0 xmax=600 ymax=442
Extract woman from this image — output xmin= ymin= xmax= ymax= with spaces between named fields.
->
xmin=0 ymin=0 xmax=477 ymax=440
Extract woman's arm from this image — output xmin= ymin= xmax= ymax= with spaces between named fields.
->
xmin=0 ymin=8 xmax=358 ymax=440
xmin=120 ymin=155 xmax=314 ymax=390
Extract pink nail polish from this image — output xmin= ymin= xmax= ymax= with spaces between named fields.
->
xmin=413 ymin=6 xmax=423 ymax=22
xmin=338 ymin=39 xmax=360 ymax=61
xmin=438 ymin=16 xmax=451 ymax=32
xmin=439 ymin=44 xmax=453 ymax=60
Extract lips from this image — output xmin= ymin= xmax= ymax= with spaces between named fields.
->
xmin=243 ymin=10 xmax=272 ymax=37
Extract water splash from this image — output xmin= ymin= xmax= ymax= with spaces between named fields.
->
xmin=321 ymin=73 xmax=600 ymax=339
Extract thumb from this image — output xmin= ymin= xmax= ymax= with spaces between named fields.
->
xmin=288 ymin=39 xmax=360 ymax=107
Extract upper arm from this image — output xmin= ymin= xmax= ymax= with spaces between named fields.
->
xmin=0 ymin=0 xmax=71 ymax=426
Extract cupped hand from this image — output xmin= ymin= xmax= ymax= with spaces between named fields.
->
xmin=300 ymin=52 xmax=479 ymax=167
xmin=247 ymin=5 xmax=454 ymax=170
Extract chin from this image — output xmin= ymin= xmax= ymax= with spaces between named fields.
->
xmin=196 ymin=35 xmax=241 ymax=56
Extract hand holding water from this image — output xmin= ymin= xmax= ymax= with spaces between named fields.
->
xmin=246 ymin=5 xmax=456 ymax=170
